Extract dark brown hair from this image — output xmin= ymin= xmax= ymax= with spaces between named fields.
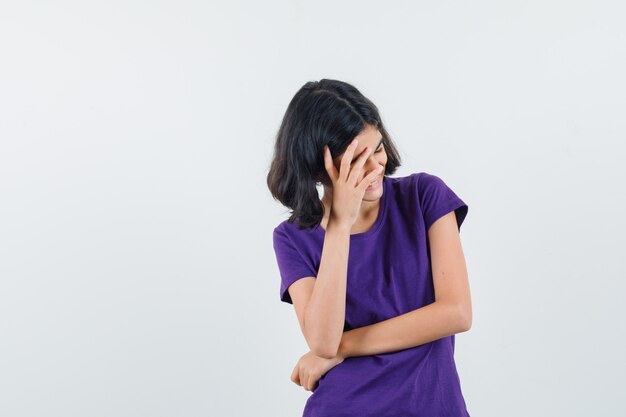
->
xmin=267 ymin=79 xmax=402 ymax=230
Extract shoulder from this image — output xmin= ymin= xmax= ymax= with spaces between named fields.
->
xmin=273 ymin=217 xmax=317 ymax=247
xmin=386 ymin=171 xmax=461 ymax=209
xmin=384 ymin=172 xmax=419 ymax=191
xmin=273 ymin=219 xmax=290 ymax=235
xmin=410 ymin=171 xmax=457 ymax=198
xmin=273 ymin=219 xmax=295 ymax=244
xmin=273 ymin=217 xmax=307 ymax=235
xmin=410 ymin=171 xmax=443 ymax=188
xmin=385 ymin=171 xmax=436 ymax=197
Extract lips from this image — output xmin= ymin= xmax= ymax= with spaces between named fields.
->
xmin=366 ymin=175 xmax=381 ymax=190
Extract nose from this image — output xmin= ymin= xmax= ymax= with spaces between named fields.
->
xmin=361 ymin=154 xmax=382 ymax=179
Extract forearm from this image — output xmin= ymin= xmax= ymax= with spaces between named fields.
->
xmin=304 ymin=221 xmax=351 ymax=358
xmin=336 ymin=300 xmax=468 ymax=358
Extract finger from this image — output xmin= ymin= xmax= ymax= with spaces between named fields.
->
xmin=291 ymin=366 xmax=300 ymax=385
xmin=311 ymin=377 xmax=319 ymax=392
xmin=323 ymin=145 xmax=338 ymax=184
xmin=358 ymin=165 xmax=384 ymax=192
xmin=305 ymin=373 xmax=313 ymax=391
xmin=300 ymin=370 xmax=306 ymax=390
xmin=307 ymin=373 xmax=319 ymax=392
xmin=347 ymin=145 xmax=372 ymax=186
xmin=338 ymin=139 xmax=359 ymax=182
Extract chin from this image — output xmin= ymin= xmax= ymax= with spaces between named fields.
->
xmin=363 ymin=186 xmax=383 ymax=200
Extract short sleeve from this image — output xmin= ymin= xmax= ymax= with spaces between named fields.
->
xmin=417 ymin=172 xmax=469 ymax=232
xmin=272 ymin=226 xmax=318 ymax=304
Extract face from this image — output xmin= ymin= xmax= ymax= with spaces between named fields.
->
xmin=330 ymin=124 xmax=387 ymax=201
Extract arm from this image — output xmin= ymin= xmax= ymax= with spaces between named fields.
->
xmin=300 ymin=220 xmax=351 ymax=359
xmin=289 ymin=141 xmax=382 ymax=359
xmin=337 ymin=211 xmax=472 ymax=358
xmin=337 ymin=299 xmax=467 ymax=358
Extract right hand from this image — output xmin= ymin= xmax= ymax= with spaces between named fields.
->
xmin=291 ymin=350 xmax=345 ymax=392
xmin=322 ymin=139 xmax=384 ymax=229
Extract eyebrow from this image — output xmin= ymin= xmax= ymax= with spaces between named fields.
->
xmin=350 ymin=137 xmax=384 ymax=163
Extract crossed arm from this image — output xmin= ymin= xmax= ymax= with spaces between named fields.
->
xmin=337 ymin=299 xmax=470 ymax=358
xmin=337 ymin=211 xmax=472 ymax=359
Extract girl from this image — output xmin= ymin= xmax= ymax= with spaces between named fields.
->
xmin=267 ymin=79 xmax=472 ymax=417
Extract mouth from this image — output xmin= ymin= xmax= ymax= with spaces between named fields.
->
xmin=366 ymin=175 xmax=382 ymax=191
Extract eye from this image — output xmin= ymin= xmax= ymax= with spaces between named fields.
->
xmin=374 ymin=146 xmax=383 ymax=153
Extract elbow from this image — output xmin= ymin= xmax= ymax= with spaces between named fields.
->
xmin=310 ymin=342 xmax=339 ymax=359
xmin=307 ymin=332 xmax=341 ymax=359
xmin=312 ymin=347 xmax=338 ymax=360
xmin=457 ymin=303 xmax=472 ymax=332
xmin=303 ymin=311 xmax=342 ymax=359
xmin=305 ymin=324 xmax=341 ymax=359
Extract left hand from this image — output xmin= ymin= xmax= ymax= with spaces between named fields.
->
xmin=290 ymin=350 xmax=345 ymax=391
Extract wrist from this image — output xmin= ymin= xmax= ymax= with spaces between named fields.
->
xmin=326 ymin=220 xmax=352 ymax=236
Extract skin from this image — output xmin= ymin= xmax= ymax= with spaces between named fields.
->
xmin=319 ymin=123 xmax=387 ymax=234
xmin=288 ymin=124 xmax=472 ymax=392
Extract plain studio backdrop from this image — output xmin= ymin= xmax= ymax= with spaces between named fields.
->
xmin=1 ymin=1 xmax=624 ymax=416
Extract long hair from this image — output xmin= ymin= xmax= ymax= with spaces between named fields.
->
xmin=267 ymin=79 xmax=402 ymax=230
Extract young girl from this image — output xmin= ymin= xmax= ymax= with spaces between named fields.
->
xmin=267 ymin=79 xmax=472 ymax=417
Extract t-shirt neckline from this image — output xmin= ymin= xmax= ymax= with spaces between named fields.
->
xmin=314 ymin=175 xmax=388 ymax=240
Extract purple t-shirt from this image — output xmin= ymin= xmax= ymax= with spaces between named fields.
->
xmin=272 ymin=172 xmax=470 ymax=417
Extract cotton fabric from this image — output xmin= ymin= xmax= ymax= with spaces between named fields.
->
xmin=272 ymin=172 xmax=470 ymax=417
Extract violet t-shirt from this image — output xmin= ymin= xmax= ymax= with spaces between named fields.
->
xmin=272 ymin=172 xmax=470 ymax=417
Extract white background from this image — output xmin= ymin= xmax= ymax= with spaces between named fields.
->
xmin=1 ymin=1 xmax=624 ymax=416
